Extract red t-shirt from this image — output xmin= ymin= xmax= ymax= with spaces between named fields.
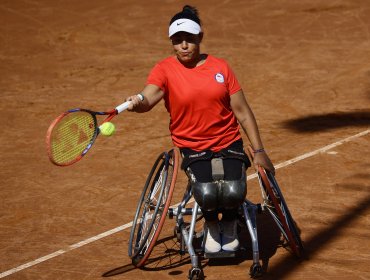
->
xmin=147 ymin=55 xmax=242 ymax=152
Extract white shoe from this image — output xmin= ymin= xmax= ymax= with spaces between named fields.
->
xmin=204 ymin=221 xmax=221 ymax=253
xmin=221 ymin=219 xmax=239 ymax=251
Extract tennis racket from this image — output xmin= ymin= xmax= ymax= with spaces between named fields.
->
xmin=46 ymin=94 xmax=143 ymax=167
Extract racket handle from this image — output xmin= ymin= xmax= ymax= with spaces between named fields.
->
xmin=115 ymin=94 xmax=144 ymax=114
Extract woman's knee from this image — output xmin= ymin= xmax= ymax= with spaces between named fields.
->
xmin=192 ymin=181 xmax=218 ymax=211
xmin=219 ymin=180 xmax=247 ymax=209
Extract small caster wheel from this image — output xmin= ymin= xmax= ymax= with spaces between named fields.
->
xmin=249 ymin=262 xmax=262 ymax=278
xmin=188 ymin=267 xmax=204 ymax=280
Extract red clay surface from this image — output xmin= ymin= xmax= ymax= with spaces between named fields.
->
xmin=1 ymin=0 xmax=370 ymax=279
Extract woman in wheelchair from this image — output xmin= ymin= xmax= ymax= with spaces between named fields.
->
xmin=125 ymin=5 xmax=275 ymax=254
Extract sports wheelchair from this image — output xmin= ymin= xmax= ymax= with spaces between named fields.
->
xmin=128 ymin=147 xmax=304 ymax=279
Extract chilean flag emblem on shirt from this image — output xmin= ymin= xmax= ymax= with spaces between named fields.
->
xmin=215 ymin=73 xmax=225 ymax=83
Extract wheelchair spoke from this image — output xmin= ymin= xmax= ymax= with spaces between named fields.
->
xmin=129 ymin=149 xmax=179 ymax=267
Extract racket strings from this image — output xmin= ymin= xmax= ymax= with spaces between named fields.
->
xmin=49 ymin=112 xmax=96 ymax=165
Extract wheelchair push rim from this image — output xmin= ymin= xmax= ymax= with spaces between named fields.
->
xmin=128 ymin=149 xmax=179 ymax=267
xmin=257 ymin=166 xmax=304 ymax=257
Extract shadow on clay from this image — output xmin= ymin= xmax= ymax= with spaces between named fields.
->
xmin=281 ymin=110 xmax=370 ymax=133
xmin=102 ymin=183 xmax=370 ymax=279
xmin=261 ymin=192 xmax=370 ymax=279
xmin=102 ymin=211 xmax=286 ymax=278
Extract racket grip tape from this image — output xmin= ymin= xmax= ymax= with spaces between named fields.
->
xmin=115 ymin=94 xmax=144 ymax=114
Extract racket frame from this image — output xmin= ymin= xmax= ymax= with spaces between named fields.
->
xmin=46 ymin=94 xmax=143 ymax=166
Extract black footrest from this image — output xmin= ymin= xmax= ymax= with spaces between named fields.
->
xmin=204 ymin=251 xmax=236 ymax=259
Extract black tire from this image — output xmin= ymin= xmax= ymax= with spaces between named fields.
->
xmin=258 ymin=167 xmax=304 ymax=257
xmin=128 ymin=149 xmax=179 ymax=267
xmin=188 ymin=267 xmax=204 ymax=280
xmin=249 ymin=263 xmax=263 ymax=278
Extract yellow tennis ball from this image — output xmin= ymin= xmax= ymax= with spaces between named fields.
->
xmin=99 ymin=122 xmax=116 ymax=136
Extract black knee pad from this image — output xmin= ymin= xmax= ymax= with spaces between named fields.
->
xmin=219 ymin=179 xmax=247 ymax=209
xmin=192 ymin=181 xmax=218 ymax=211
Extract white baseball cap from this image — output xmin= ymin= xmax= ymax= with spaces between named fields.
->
xmin=169 ymin=18 xmax=202 ymax=38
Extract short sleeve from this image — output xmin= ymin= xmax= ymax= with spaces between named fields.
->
xmin=225 ymin=62 xmax=241 ymax=95
xmin=146 ymin=63 xmax=167 ymax=92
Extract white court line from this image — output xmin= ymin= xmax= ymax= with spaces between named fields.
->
xmin=0 ymin=222 xmax=133 ymax=278
xmin=247 ymin=128 xmax=370 ymax=180
xmin=1 ymin=129 xmax=369 ymax=278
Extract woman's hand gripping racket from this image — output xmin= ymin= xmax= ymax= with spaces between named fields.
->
xmin=46 ymin=94 xmax=143 ymax=166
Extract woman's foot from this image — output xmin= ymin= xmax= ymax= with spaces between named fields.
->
xmin=221 ymin=219 xmax=239 ymax=251
xmin=204 ymin=221 xmax=221 ymax=253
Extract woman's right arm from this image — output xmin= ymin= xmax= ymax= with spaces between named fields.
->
xmin=126 ymin=84 xmax=164 ymax=112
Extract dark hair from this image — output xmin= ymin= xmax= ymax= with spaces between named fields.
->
xmin=169 ymin=5 xmax=201 ymax=26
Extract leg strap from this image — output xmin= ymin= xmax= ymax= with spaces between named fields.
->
xmin=211 ymin=158 xmax=224 ymax=180
xmin=189 ymin=165 xmax=247 ymax=212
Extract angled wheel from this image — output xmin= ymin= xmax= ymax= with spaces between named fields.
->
xmin=128 ymin=148 xmax=179 ymax=267
xmin=257 ymin=167 xmax=304 ymax=257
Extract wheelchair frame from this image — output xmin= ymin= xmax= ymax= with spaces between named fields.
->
xmin=128 ymin=148 xmax=304 ymax=279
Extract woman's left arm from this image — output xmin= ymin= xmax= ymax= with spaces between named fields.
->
xmin=230 ymin=90 xmax=275 ymax=174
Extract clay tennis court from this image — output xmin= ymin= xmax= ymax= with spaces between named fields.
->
xmin=1 ymin=0 xmax=370 ymax=279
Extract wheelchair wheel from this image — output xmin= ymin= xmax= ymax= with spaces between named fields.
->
xmin=128 ymin=149 xmax=179 ymax=267
xmin=257 ymin=166 xmax=304 ymax=257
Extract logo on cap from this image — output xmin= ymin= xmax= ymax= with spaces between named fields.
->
xmin=215 ymin=73 xmax=225 ymax=83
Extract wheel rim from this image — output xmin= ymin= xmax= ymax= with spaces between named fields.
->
xmin=128 ymin=149 xmax=179 ymax=266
